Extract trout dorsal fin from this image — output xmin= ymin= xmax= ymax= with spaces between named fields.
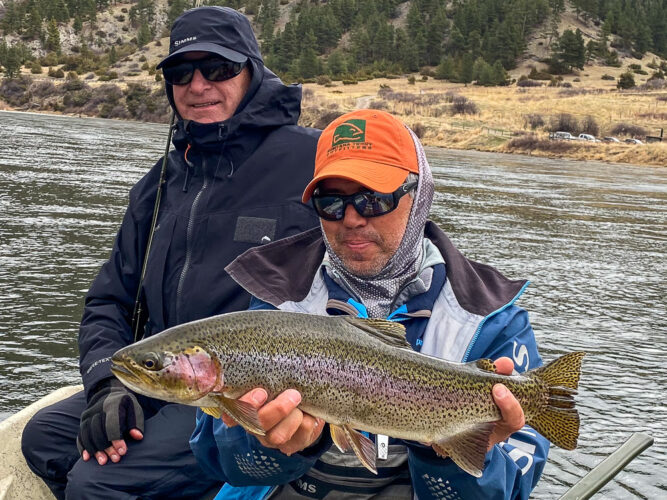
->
xmin=343 ymin=317 xmax=411 ymax=349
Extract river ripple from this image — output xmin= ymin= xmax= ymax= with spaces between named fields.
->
xmin=0 ymin=111 xmax=664 ymax=498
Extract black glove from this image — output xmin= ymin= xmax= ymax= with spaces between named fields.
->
xmin=77 ymin=378 xmax=144 ymax=455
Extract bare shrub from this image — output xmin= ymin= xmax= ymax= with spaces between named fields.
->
xmin=656 ymin=95 xmax=667 ymax=102
xmin=580 ymin=115 xmax=599 ymax=136
xmin=301 ymin=87 xmax=314 ymax=100
xmin=443 ymin=91 xmax=458 ymax=103
xmin=313 ymin=110 xmax=344 ymax=130
xmin=368 ymin=100 xmax=388 ymax=110
xmin=420 ymin=94 xmax=445 ymax=105
xmin=0 ymin=76 xmax=28 ymax=106
xmin=28 ymin=80 xmax=61 ymax=99
xmin=377 ymin=85 xmax=393 ymax=98
xmin=523 ymin=114 xmax=544 ymax=130
xmin=451 ymin=96 xmax=478 ymax=115
xmin=507 ymin=135 xmax=575 ymax=153
xmin=548 ymin=113 xmax=578 ymax=133
xmin=316 ymin=75 xmax=331 ymax=86
xmin=610 ymin=123 xmax=647 ymax=137
xmin=63 ymin=89 xmax=92 ymax=109
xmin=382 ymin=91 xmax=419 ymax=103
xmin=517 ymin=79 xmax=542 ymax=87
xmin=411 ymin=122 xmax=426 ymax=138
xmin=638 ymin=112 xmax=667 ymax=120
xmin=636 ymin=79 xmax=667 ymax=91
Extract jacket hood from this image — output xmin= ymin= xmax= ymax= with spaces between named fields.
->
xmin=169 ymin=59 xmax=303 ymax=169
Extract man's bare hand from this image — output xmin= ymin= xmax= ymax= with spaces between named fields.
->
xmin=222 ymin=388 xmax=324 ymax=457
xmin=81 ymin=430 xmax=144 ymax=465
xmin=428 ymin=356 xmax=525 ymax=456
xmin=487 ymin=356 xmax=525 ymax=451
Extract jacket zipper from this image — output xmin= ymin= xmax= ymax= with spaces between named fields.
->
xmin=461 ymin=281 xmax=530 ymax=362
xmin=175 ymin=156 xmax=209 ymax=324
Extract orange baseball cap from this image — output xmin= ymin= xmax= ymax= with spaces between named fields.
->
xmin=302 ymin=109 xmax=419 ymax=203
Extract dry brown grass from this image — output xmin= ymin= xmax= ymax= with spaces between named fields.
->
xmin=300 ymin=76 xmax=667 ymax=167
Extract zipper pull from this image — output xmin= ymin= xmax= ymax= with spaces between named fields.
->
xmin=182 ymin=144 xmax=194 ymax=192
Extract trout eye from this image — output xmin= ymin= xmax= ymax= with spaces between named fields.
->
xmin=141 ymin=353 xmax=162 ymax=371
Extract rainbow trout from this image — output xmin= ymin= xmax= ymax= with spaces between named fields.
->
xmin=111 ymin=310 xmax=585 ymax=477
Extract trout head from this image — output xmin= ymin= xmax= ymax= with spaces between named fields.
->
xmin=111 ymin=340 xmax=223 ymax=404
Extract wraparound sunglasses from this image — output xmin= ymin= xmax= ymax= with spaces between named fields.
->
xmin=162 ymin=57 xmax=246 ymax=86
xmin=312 ymin=181 xmax=418 ymax=221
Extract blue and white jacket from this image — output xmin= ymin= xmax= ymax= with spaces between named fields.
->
xmin=190 ymin=223 xmax=550 ymax=499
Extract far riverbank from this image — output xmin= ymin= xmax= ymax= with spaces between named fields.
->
xmin=2 ymin=74 xmax=665 ymax=167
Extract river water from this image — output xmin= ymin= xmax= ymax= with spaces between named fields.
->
xmin=0 ymin=111 xmax=664 ymax=498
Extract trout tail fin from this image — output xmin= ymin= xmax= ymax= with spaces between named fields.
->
xmin=526 ymin=351 xmax=586 ymax=450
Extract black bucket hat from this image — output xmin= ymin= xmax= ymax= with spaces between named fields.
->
xmin=156 ymin=6 xmax=263 ymax=69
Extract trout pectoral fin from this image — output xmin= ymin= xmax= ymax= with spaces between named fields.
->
xmin=432 ymin=422 xmax=495 ymax=478
xmin=331 ymin=425 xmax=377 ymax=475
xmin=200 ymin=407 xmax=222 ymax=419
xmin=210 ymin=394 xmax=265 ymax=436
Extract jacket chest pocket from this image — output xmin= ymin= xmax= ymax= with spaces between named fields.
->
xmin=233 ymin=216 xmax=277 ymax=245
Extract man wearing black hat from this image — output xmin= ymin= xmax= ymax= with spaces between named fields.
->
xmin=21 ymin=6 xmax=320 ymax=499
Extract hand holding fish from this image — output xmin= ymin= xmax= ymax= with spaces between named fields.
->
xmin=487 ymin=357 xmax=525 ymax=450
xmin=221 ymin=388 xmax=325 ymax=456
xmin=424 ymin=357 xmax=526 ymax=456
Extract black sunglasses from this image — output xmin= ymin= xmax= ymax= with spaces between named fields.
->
xmin=312 ymin=181 xmax=418 ymax=221
xmin=162 ymin=57 xmax=246 ymax=86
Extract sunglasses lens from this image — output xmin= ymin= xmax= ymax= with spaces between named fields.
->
xmin=356 ymin=193 xmax=395 ymax=217
xmin=163 ymin=63 xmax=194 ymax=85
xmin=201 ymin=59 xmax=243 ymax=82
xmin=313 ymin=196 xmax=345 ymax=221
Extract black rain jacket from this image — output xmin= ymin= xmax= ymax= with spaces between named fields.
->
xmin=78 ymin=60 xmax=320 ymax=397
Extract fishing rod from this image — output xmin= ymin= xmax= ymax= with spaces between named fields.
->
xmin=131 ymin=0 xmax=203 ymax=341
xmin=131 ymin=110 xmax=176 ymax=342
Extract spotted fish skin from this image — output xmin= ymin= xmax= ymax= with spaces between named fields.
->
xmin=111 ymin=310 xmax=585 ymax=476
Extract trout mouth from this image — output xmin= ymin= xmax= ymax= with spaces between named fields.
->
xmin=110 ymin=357 xmax=161 ymax=397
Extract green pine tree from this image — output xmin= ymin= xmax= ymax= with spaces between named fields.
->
xmin=2 ymin=46 xmax=22 ymax=79
xmin=617 ymin=71 xmax=635 ymax=89
xmin=46 ymin=19 xmax=62 ymax=54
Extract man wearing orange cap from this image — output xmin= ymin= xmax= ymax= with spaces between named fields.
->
xmin=190 ymin=110 xmax=550 ymax=499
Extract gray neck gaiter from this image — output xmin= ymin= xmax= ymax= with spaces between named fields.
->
xmin=323 ymin=128 xmax=435 ymax=318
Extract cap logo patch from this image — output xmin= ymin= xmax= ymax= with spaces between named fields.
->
xmin=174 ymin=36 xmax=197 ymax=47
xmin=332 ymin=120 xmax=366 ymax=147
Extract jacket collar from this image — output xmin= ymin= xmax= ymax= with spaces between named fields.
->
xmin=226 ymin=221 xmax=528 ymax=317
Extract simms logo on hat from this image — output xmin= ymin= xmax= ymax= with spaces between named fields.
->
xmin=332 ymin=120 xmax=366 ymax=147
xmin=174 ymin=36 xmax=197 ymax=47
